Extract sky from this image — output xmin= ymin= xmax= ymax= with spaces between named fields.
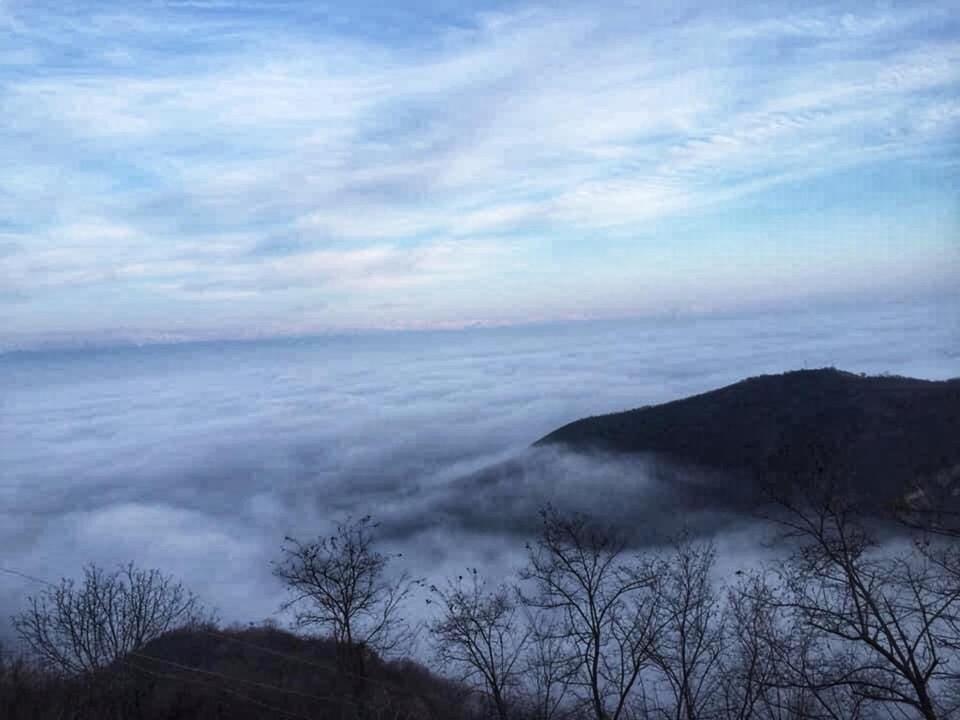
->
xmin=0 ymin=0 xmax=958 ymax=346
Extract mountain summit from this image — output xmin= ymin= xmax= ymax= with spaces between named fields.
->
xmin=536 ymin=369 xmax=960 ymax=501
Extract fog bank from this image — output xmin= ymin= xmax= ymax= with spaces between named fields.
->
xmin=1 ymin=299 xmax=957 ymax=641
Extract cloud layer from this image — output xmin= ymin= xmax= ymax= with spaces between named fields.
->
xmin=1 ymin=298 xmax=957 ymax=639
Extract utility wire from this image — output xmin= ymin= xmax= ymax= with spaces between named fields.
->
xmin=128 ymin=650 xmax=350 ymax=706
xmin=1 ymin=563 xmax=421 ymax=709
xmin=0 ymin=566 xmax=56 ymax=586
xmin=123 ymin=658 xmax=321 ymax=720
xmin=1 ymin=562 xmax=331 ymax=720
xmin=197 ymin=628 xmax=420 ymax=697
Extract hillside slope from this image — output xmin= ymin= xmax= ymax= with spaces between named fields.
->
xmin=535 ymin=369 xmax=960 ymax=500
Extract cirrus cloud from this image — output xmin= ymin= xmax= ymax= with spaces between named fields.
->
xmin=0 ymin=0 xmax=957 ymax=342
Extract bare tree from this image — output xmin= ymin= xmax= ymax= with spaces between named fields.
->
xmin=12 ymin=563 xmax=205 ymax=676
xmin=523 ymin=607 xmax=577 ymax=720
xmin=897 ymin=466 xmax=960 ymax=703
xmin=720 ymin=573 xmax=789 ymax=720
xmin=428 ymin=569 xmax=529 ymax=720
xmin=519 ymin=506 xmax=660 ymax=720
xmin=768 ymin=487 xmax=960 ymax=720
xmin=649 ymin=539 xmax=725 ymax=720
xmin=273 ymin=515 xmax=419 ymax=710
xmin=720 ymin=572 xmax=861 ymax=720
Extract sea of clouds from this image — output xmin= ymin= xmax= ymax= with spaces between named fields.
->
xmin=1 ymin=297 xmax=958 ymax=644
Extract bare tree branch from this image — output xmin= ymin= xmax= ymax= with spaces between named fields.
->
xmin=12 ymin=563 xmax=206 ymax=676
xmin=519 ymin=506 xmax=660 ymax=720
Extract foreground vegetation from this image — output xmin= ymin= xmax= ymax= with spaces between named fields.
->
xmin=3 ymin=468 xmax=960 ymax=719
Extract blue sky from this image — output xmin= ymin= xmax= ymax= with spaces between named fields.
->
xmin=0 ymin=0 xmax=958 ymax=345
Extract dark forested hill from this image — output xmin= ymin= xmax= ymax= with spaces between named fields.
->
xmin=535 ymin=369 xmax=960 ymax=502
xmin=1 ymin=624 xmax=473 ymax=720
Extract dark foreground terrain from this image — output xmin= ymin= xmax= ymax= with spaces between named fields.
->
xmin=1 ymin=624 xmax=473 ymax=720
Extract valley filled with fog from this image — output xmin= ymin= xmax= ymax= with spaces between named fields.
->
xmin=1 ymin=297 xmax=958 ymax=641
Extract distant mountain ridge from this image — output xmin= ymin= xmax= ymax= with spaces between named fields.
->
xmin=535 ymin=369 xmax=960 ymax=502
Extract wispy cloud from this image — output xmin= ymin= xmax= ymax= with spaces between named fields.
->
xmin=0 ymin=0 xmax=957 ymax=339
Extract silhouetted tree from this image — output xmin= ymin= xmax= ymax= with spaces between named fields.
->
xmin=273 ymin=515 xmax=419 ymax=715
xmin=768 ymin=486 xmax=960 ymax=720
xmin=721 ymin=572 xmax=859 ymax=720
xmin=650 ymin=539 xmax=725 ymax=720
xmin=520 ymin=506 xmax=660 ymax=720
xmin=429 ymin=569 xmax=529 ymax=720
xmin=13 ymin=563 xmax=205 ymax=676
xmin=523 ymin=606 xmax=576 ymax=720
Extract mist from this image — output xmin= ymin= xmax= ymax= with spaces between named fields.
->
xmin=1 ymin=297 xmax=958 ymax=642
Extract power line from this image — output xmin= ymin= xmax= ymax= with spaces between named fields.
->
xmin=2 ymin=563 xmax=330 ymax=720
xmin=198 ymin=628 xmax=446 ymax=717
xmin=197 ymin=628 xmax=421 ymax=698
xmin=127 ymin=649 xmax=423 ymax=717
xmin=1 ymin=563 xmax=426 ymax=705
xmin=0 ymin=566 xmax=56 ymax=586
xmin=198 ymin=628 xmax=341 ymax=674
xmin=128 ymin=650 xmax=348 ymax=706
xmin=123 ymin=659 xmax=321 ymax=720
